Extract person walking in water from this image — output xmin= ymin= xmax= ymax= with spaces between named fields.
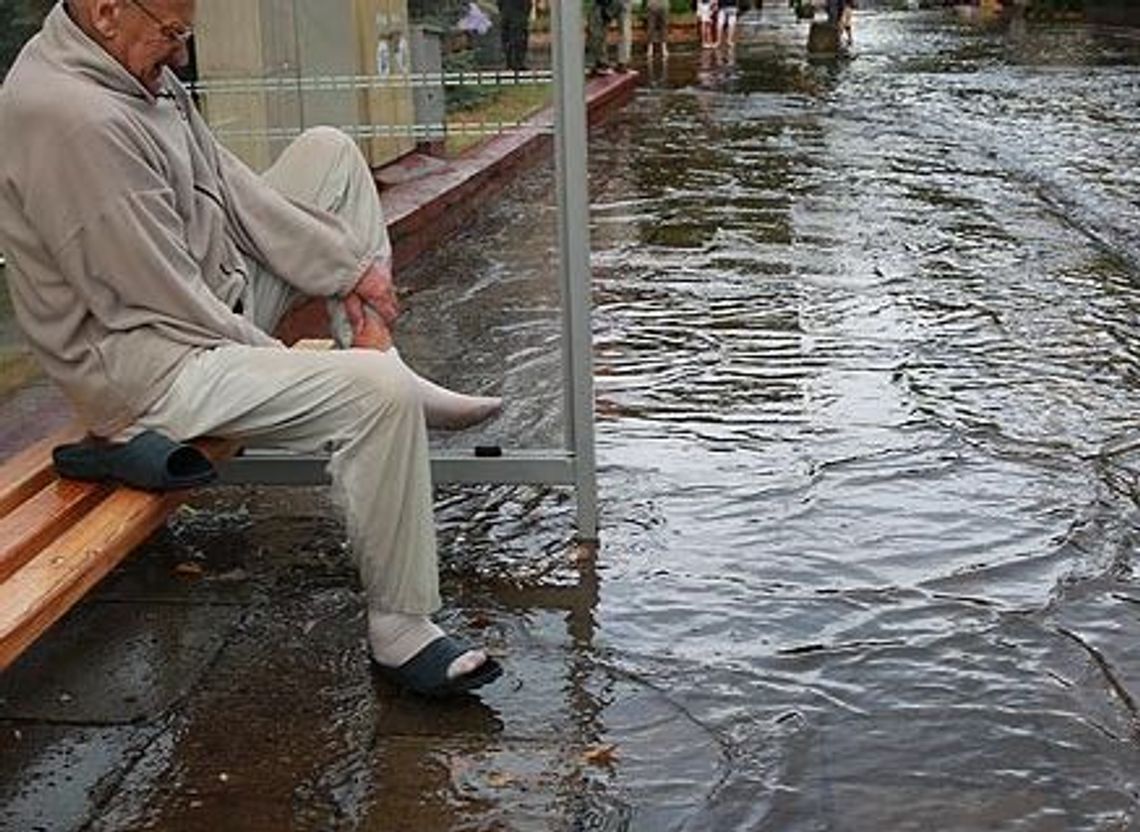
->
xmin=588 ymin=0 xmax=617 ymax=72
xmin=839 ymin=0 xmax=855 ymax=48
xmin=645 ymin=0 xmax=669 ymax=60
xmin=696 ymin=0 xmax=716 ymax=48
xmin=716 ymin=0 xmax=738 ymax=48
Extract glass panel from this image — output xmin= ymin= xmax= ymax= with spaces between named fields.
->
xmin=393 ymin=0 xmax=563 ymax=453
xmin=189 ymin=0 xmax=563 ymax=451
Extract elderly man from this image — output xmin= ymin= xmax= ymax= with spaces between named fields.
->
xmin=0 ymin=0 xmax=503 ymax=697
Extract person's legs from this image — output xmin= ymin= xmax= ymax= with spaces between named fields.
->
xmin=249 ymin=127 xmax=501 ymax=431
xmin=699 ymin=4 xmax=714 ymax=46
xmin=656 ymin=8 xmax=670 ymax=57
xmin=511 ymin=21 xmax=525 ymax=69
xmin=501 ymin=21 xmax=512 ymax=69
xmin=236 ymin=126 xmax=388 ymax=339
xmin=618 ymin=0 xmax=632 ymax=68
xmin=646 ymin=8 xmax=662 ymax=58
xmin=140 ymin=346 xmax=437 ymax=612
xmin=137 ymin=344 xmax=491 ymax=683
xmin=588 ymin=0 xmax=608 ymax=70
xmin=147 ymin=129 xmax=502 ymax=688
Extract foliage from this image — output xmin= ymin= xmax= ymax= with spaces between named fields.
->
xmin=443 ymin=47 xmax=498 ymax=113
xmin=0 ymin=0 xmax=47 ymax=79
xmin=408 ymin=0 xmax=471 ymax=28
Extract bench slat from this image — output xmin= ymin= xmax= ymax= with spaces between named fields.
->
xmin=0 ymin=427 xmax=83 ymax=518
xmin=0 ymin=478 xmax=111 ymax=583
xmin=0 ymin=437 xmax=238 ymax=670
xmin=0 ymin=486 xmax=182 ymax=670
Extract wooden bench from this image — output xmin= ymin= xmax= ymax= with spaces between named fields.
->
xmin=0 ymin=340 xmax=340 ymax=670
xmin=0 ymin=427 xmax=237 ymax=669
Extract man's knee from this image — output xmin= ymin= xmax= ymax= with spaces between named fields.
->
xmin=295 ymin=125 xmax=355 ymax=152
xmin=293 ymin=126 xmax=368 ymax=176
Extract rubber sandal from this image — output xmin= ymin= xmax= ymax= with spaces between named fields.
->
xmin=372 ymin=635 xmax=503 ymax=698
xmin=52 ymin=430 xmax=217 ymax=492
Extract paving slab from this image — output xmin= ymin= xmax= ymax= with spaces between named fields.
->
xmin=0 ymin=600 xmax=242 ymax=724
xmin=75 ymin=606 xmax=725 ymax=832
xmin=0 ymin=723 xmax=159 ymax=832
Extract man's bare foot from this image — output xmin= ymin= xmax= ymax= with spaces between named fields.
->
xmin=412 ymin=373 xmax=502 ymax=430
xmin=344 ymin=297 xmax=500 ymax=429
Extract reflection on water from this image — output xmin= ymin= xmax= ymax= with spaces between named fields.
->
xmin=415 ymin=5 xmax=1140 ymax=829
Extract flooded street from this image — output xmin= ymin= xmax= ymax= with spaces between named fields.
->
xmin=587 ymin=9 xmax=1140 ymax=828
xmin=4 ymin=5 xmax=1140 ymax=831
xmin=412 ymin=6 xmax=1140 ymax=829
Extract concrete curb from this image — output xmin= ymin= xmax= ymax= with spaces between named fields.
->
xmin=383 ymin=70 xmax=638 ymax=271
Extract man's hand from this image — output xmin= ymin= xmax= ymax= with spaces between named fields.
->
xmin=344 ymin=295 xmax=393 ymax=350
xmin=344 ymin=258 xmax=398 ymax=351
xmin=352 ymin=258 xmax=399 ymax=327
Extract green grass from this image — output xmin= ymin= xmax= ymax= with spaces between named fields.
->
xmin=445 ymin=83 xmax=551 ymax=156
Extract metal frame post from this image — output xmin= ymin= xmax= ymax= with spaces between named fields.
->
xmin=552 ymin=0 xmax=599 ymax=541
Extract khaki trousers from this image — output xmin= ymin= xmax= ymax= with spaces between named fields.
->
xmin=137 ymin=127 xmax=440 ymax=615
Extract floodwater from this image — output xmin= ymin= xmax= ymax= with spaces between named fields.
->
xmin=5 ymin=5 xmax=1140 ymax=832
xmin=410 ymin=5 xmax=1140 ymax=830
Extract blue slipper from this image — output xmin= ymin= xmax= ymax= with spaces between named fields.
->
xmin=52 ymin=430 xmax=217 ymax=492
xmin=372 ymin=635 xmax=503 ymax=698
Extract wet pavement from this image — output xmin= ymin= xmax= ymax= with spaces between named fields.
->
xmin=5 ymin=4 xmax=1140 ymax=831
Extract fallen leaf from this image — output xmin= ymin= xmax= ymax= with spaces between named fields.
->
xmin=581 ymin=743 xmax=619 ymax=767
xmin=486 ymin=771 xmax=515 ymax=788
xmin=212 ymin=568 xmax=248 ymax=583
xmin=569 ymin=542 xmax=598 ymax=564
xmin=174 ymin=562 xmax=205 ymax=578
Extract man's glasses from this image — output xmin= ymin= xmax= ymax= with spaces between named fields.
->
xmin=125 ymin=0 xmax=194 ymax=44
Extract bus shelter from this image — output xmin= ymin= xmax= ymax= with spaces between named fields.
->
xmin=190 ymin=0 xmax=599 ymax=540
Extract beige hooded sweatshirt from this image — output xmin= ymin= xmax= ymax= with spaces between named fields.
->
xmin=0 ymin=4 xmax=378 ymax=434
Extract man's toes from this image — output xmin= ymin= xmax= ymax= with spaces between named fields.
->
xmin=447 ymin=648 xmax=487 ymax=680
